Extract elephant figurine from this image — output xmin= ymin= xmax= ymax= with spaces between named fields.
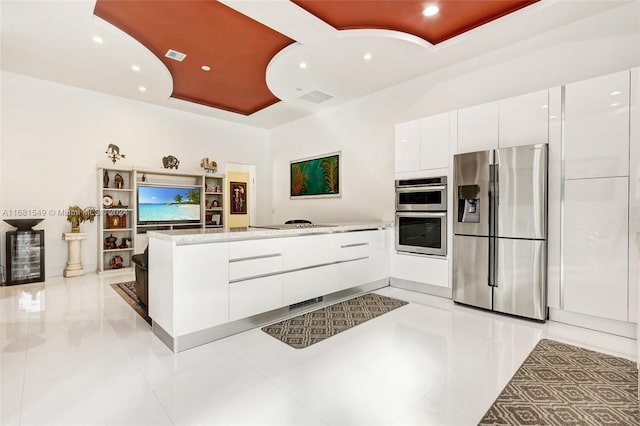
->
xmin=200 ymin=157 xmax=217 ymax=173
xmin=162 ymin=155 xmax=180 ymax=169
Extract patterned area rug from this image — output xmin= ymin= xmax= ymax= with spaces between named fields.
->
xmin=480 ymin=339 xmax=639 ymax=425
xmin=261 ymin=293 xmax=408 ymax=349
xmin=110 ymin=281 xmax=151 ymax=326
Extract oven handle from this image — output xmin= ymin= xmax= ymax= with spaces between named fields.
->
xmin=396 ymin=212 xmax=446 ymax=218
xmin=396 ymin=185 xmax=446 ymax=193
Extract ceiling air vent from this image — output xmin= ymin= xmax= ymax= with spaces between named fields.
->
xmin=299 ymin=90 xmax=333 ymax=103
xmin=165 ymin=49 xmax=187 ymax=62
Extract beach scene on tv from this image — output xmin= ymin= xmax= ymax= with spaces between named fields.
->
xmin=138 ymin=186 xmax=201 ymax=222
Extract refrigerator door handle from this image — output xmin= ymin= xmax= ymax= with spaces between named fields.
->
xmin=488 ymin=237 xmax=497 ymax=287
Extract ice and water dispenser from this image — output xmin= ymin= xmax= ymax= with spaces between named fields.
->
xmin=457 ymin=185 xmax=480 ymax=223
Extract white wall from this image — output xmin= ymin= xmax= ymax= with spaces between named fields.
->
xmin=0 ymin=71 xmax=271 ymax=277
xmin=268 ymin=3 xmax=640 ymax=224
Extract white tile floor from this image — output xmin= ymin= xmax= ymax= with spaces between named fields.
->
xmin=1 ymin=273 xmax=637 ymax=426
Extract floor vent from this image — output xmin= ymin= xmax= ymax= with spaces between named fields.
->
xmin=299 ymin=90 xmax=333 ymax=103
xmin=289 ymin=296 xmax=323 ymax=310
xmin=165 ymin=49 xmax=187 ymax=62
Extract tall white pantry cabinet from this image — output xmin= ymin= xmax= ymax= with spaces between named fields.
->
xmin=394 ymin=67 xmax=639 ymax=334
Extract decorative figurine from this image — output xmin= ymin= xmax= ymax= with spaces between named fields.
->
xmin=103 ymin=170 xmax=110 ymax=188
xmin=104 ymin=234 xmax=117 ymax=250
xmin=109 ymin=255 xmax=124 ymax=269
xmin=200 ymin=157 xmax=217 ymax=173
xmin=105 ymin=144 xmax=126 ymax=164
xmin=162 ymin=155 xmax=180 ymax=169
xmin=141 ymin=174 xmax=147 ymax=182
xmin=211 ymin=200 xmax=219 ymax=208
xmin=114 ymin=173 xmax=124 ymax=189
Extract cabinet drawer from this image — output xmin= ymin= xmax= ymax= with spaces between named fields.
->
xmin=229 ymin=255 xmax=283 ymax=281
xmin=229 ymin=275 xmax=283 ymax=321
xmin=283 ymin=264 xmax=341 ymax=306
xmin=282 ymin=234 xmax=336 ymax=269
xmin=229 ymin=238 xmax=282 ymax=260
xmin=338 ymin=243 xmax=370 ymax=261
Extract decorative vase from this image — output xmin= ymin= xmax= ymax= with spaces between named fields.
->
xmin=103 ymin=170 xmax=110 ymax=188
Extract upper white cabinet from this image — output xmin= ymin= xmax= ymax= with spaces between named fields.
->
xmin=564 ymin=71 xmax=630 ymax=179
xmin=499 ymin=90 xmax=549 ymax=148
xmin=456 ymin=101 xmax=499 ymax=153
xmin=563 ymin=177 xmax=629 ymax=322
xmin=419 ymin=112 xmax=451 ymax=170
xmin=395 ymin=119 xmax=421 ymax=173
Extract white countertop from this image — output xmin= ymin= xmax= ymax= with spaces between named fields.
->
xmin=147 ymin=222 xmax=392 ymax=244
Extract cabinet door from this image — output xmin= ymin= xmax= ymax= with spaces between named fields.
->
xmin=563 ymin=177 xmax=628 ymax=321
xmin=395 ymin=120 xmax=421 ymax=173
xmin=456 ymin=102 xmax=499 ymax=153
xmin=420 ymin=112 xmax=451 ymax=170
xmin=282 ymin=233 xmax=336 ymax=270
xmin=565 ymin=71 xmax=630 ymax=179
xmin=175 ymin=243 xmax=229 ymax=335
xmin=499 ymin=90 xmax=549 ymax=148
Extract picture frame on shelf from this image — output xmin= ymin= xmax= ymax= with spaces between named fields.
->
xmin=106 ymin=213 xmax=126 ymax=229
xmin=290 ymin=151 xmax=340 ymax=198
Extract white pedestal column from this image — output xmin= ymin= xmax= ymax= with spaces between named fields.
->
xmin=62 ymin=232 xmax=87 ymax=277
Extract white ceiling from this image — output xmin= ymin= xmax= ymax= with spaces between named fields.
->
xmin=0 ymin=0 xmax=631 ymax=129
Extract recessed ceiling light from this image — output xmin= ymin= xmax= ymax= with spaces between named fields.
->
xmin=364 ymin=53 xmax=373 ymax=61
xmin=610 ymin=91 xmax=621 ymax=96
xmin=422 ymin=5 xmax=440 ymax=17
xmin=92 ymin=36 xmax=104 ymax=44
xmin=610 ymin=102 xmax=620 ymax=107
xmin=131 ymin=65 xmax=140 ymax=72
xmin=541 ymin=104 xmax=548 ymax=109
xmin=299 ymin=62 xmax=307 ymax=69
xmin=201 ymin=65 xmax=211 ymax=71
xmin=550 ymin=115 xmax=557 ymax=119
xmin=138 ymin=86 xmax=147 ymax=92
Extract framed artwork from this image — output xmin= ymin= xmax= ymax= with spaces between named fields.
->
xmin=230 ymin=182 xmax=247 ymax=214
xmin=290 ymin=151 xmax=340 ymax=198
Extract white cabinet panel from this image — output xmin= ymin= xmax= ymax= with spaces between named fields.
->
xmin=282 ymin=233 xmax=336 ymax=270
xmin=229 ymin=275 xmax=283 ymax=321
xmin=283 ymin=264 xmax=341 ymax=306
xmin=565 ymin=71 xmax=630 ymax=179
xmin=499 ymin=90 xmax=549 ymax=148
xmin=629 ymin=67 xmax=640 ymax=323
xmin=456 ymin=102 xmax=499 ymax=153
xmin=174 ymin=243 xmax=229 ymax=335
xmin=395 ymin=120 xmax=421 ymax=173
xmin=563 ymin=177 xmax=629 ymax=321
xmin=420 ymin=112 xmax=451 ymax=170
xmin=391 ymin=252 xmax=449 ymax=288
xmin=229 ymin=238 xmax=281 ymax=260
xmin=547 ymin=86 xmax=563 ymax=309
xmin=229 ymin=255 xmax=283 ymax=281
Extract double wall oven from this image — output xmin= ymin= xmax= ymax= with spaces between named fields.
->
xmin=395 ymin=177 xmax=447 ymax=256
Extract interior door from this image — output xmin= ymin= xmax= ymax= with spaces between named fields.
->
xmin=494 ymin=144 xmax=547 ymax=239
xmin=493 ymin=238 xmax=546 ymax=321
xmin=452 ymin=234 xmax=491 ymax=310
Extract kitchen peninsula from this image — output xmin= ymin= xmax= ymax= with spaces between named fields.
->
xmin=148 ymin=223 xmax=391 ymax=352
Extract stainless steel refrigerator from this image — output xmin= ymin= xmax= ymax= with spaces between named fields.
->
xmin=452 ymin=144 xmax=547 ymax=321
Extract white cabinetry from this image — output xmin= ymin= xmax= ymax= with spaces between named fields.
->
xmin=629 ymin=67 xmax=640 ymax=323
xmin=391 ymin=252 xmax=448 ymax=288
xmin=175 ymin=243 xmax=229 ymax=335
xmin=419 ymin=112 xmax=451 ymax=170
xmin=395 ymin=120 xmax=421 ymax=173
xmin=563 ymin=177 xmax=629 ymax=322
xmin=456 ymin=102 xmax=499 ymax=153
xmin=499 ymin=90 xmax=549 ymax=148
xmin=283 ymin=265 xmax=341 ymax=306
xmin=338 ymin=230 xmax=389 ymax=289
xmin=564 ymin=71 xmax=630 ymax=179
xmin=97 ymin=167 xmax=135 ymax=272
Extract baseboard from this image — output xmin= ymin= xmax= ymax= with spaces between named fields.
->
xmin=549 ymin=308 xmax=637 ymax=339
xmin=390 ymin=277 xmax=452 ymax=299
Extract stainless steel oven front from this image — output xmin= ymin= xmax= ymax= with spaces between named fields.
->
xmin=395 ymin=177 xmax=447 ymax=211
xmin=395 ymin=211 xmax=447 ymax=256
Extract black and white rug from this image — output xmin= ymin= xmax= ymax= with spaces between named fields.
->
xmin=261 ymin=293 xmax=408 ymax=349
xmin=111 ymin=281 xmax=151 ymax=326
xmin=480 ymin=339 xmax=639 ymax=425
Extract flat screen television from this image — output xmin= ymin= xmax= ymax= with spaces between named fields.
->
xmin=137 ymin=185 xmax=201 ymax=225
